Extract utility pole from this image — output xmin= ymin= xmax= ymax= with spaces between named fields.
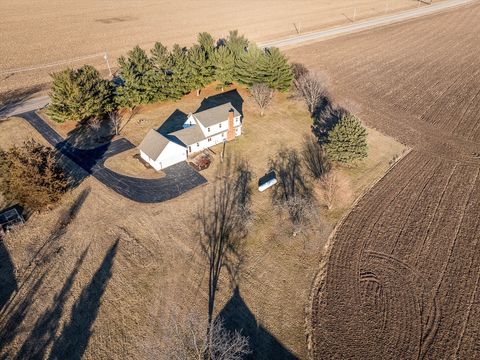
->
xmin=104 ymin=51 xmax=112 ymax=78
xmin=353 ymin=7 xmax=357 ymax=21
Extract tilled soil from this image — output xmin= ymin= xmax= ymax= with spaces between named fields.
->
xmin=286 ymin=3 xmax=480 ymax=359
xmin=0 ymin=0 xmax=435 ymax=96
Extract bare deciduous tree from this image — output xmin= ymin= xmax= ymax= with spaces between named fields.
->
xmin=302 ymin=134 xmax=331 ymax=180
xmin=161 ymin=310 xmax=250 ymax=360
xmin=197 ymin=158 xmax=252 ymax=332
xmin=250 ymin=84 xmax=274 ymax=117
xmin=108 ymin=111 xmax=123 ymax=136
xmin=88 ymin=116 xmax=102 ymax=142
xmin=320 ymin=171 xmax=338 ymax=210
xmin=296 ymin=72 xmax=329 ymax=115
xmin=291 ymin=62 xmax=309 ymax=88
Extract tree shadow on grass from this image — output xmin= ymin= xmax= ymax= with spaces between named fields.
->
xmin=217 ymin=287 xmax=298 ymax=360
xmin=0 ymin=272 xmax=47 ymax=359
xmin=0 ymin=241 xmax=17 ymax=314
xmin=311 ymin=96 xmax=347 ymax=143
xmin=48 ymin=239 xmax=119 ymax=360
xmin=14 ymin=247 xmax=89 ymax=360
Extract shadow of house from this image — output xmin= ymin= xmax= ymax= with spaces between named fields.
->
xmin=13 ymin=248 xmax=89 ymax=360
xmin=196 ymin=89 xmax=244 ymax=116
xmin=48 ymin=239 xmax=119 ymax=360
xmin=0 ymin=241 xmax=16 ymax=313
xmin=157 ymin=109 xmax=188 ymax=135
xmin=217 ymin=287 xmax=298 ymax=360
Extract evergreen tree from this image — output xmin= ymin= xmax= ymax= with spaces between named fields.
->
xmin=258 ymin=47 xmax=293 ymax=92
xmin=116 ymin=46 xmax=158 ymax=109
xmin=189 ymin=44 xmax=214 ymax=96
xmin=225 ymin=30 xmax=249 ymax=58
xmin=212 ymin=46 xmax=235 ymax=91
xmin=168 ymin=44 xmax=194 ymax=99
xmin=198 ymin=32 xmax=215 ymax=55
xmin=150 ymin=42 xmax=174 ymax=100
xmin=48 ymin=65 xmax=113 ymax=123
xmin=324 ymin=114 xmax=368 ymax=163
xmin=234 ymin=45 xmax=264 ymax=87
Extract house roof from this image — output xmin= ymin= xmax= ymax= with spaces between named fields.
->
xmin=138 ymin=129 xmax=171 ymax=160
xmin=193 ymin=102 xmax=240 ymax=128
xmin=168 ymin=125 xmax=205 ymax=146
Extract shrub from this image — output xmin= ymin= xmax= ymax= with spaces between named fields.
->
xmin=324 ymin=114 xmax=368 ymax=163
xmin=0 ymin=140 xmax=70 ymax=211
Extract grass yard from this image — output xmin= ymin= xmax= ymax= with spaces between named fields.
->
xmin=0 ymin=85 xmax=406 ymax=358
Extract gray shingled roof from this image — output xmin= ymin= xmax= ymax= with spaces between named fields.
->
xmin=138 ymin=129 xmax=171 ymax=160
xmin=168 ymin=125 xmax=205 ymax=146
xmin=193 ymin=102 xmax=240 ymax=128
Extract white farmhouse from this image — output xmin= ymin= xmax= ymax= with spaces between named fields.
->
xmin=138 ymin=102 xmax=242 ymax=170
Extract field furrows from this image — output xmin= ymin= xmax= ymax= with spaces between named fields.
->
xmin=310 ymin=153 xmax=480 ymax=358
xmin=293 ymin=4 xmax=480 ymax=358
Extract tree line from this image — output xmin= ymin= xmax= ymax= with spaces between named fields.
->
xmin=48 ymin=30 xmax=293 ymax=123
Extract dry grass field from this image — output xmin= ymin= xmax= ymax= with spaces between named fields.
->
xmin=0 ymin=0 xmax=439 ymax=97
xmin=285 ymin=3 xmax=480 ymax=358
xmin=0 ymin=83 xmax=405 ymax=358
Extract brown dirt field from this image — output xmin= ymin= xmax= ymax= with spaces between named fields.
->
xmin=0 ymin=86 xmax=404 ymax=358
xmin=285 ymin=3 xmax=480 ymax=359
xmin=0 ymin=0 xmax=440 ymax=97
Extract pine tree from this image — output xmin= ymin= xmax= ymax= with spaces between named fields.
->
xmin=198 ymin=32 xmax=215 ymax=56
xmin=150 ymin=42 xmax=174 ymax=100
xmin=258 ymin=47 xmax=293 ymax=92
xmin=168 ymin=44 xmax=194 ymax=99
xmin=189 ymin=44 xmax=214 ymax=96
xmin=324 ymin=114 xmax=368 ymax=163
xmin=212 ymin=46 xmax=235 ymax=91
xmin=234 ymin=45 xmax=264 ymax=87
xmin=225 ymin=30 xmax=249 ymax=58
xmin=116 ymin=46 xmax=158 ymax=109
xmin=48 ymin=65 xmax=113 ymax=123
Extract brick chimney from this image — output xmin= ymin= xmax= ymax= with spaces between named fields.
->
xmin=226 ymin=109 xmax=235 ymax=141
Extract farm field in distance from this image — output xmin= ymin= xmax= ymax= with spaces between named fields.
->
xmin=0 ymin=0 xmax=440 ymax=96
xmin=286 ymin=2 xmax=480 ymax=358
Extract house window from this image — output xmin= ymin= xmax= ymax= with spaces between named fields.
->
xmin=196 ymin=143 xmax=199 ymax=147
xmin=189 ymin=146 xmax=192 ymax=152
xmin=208 ymin=127 xmax=210 ymax=132
xmin=219 ymin=123 xmax=222 ymax=128
xmin=208 ymin=137 xmax=212 ymax=142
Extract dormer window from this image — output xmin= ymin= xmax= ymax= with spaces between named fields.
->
xmin=208 ymin=127 xmax=210 ymax=132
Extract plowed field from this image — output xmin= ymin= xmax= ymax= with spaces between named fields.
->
xmin=286 ymin=3 xmax=480 ymax=359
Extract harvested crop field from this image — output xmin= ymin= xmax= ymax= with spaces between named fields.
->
xmin=0 ymin=0 xmax=438 ymax=96
xmin=285 ymin=2 xmax=480 ymax=359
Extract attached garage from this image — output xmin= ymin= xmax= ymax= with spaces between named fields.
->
xmin=138 ymin=129 xmax=187 ymax=171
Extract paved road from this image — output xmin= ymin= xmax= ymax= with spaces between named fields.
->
xmin=0 ymin=96 xmax=49 ymax=119
xmin=260 ymin=0 xmax=475 ymax=48
xmin=22 ymin=111 xmax=207 ymax=203
xmin=1 ymin=0 xmax=474 ymax=119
